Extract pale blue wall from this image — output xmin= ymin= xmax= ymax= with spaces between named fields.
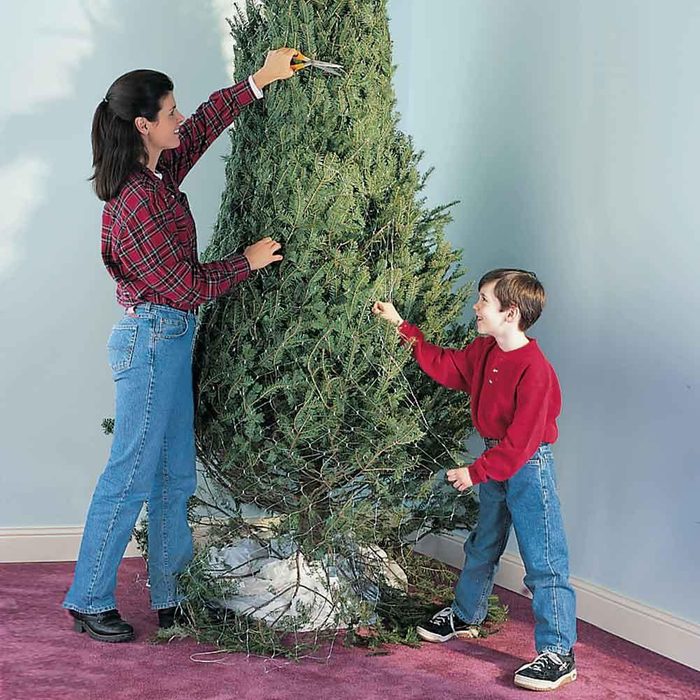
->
xmin=1 ymin=0 xmax=697 ymax=627
xmin=389 ymin=0 xmax=700 ymax=624
xmin=0 ymin=0 xmax=235 ymax=525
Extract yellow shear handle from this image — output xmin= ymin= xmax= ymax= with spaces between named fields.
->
xmin=291 ymin=51 xmax=311 ymax=72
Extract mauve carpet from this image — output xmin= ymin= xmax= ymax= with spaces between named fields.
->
xmin=1 ymin=558 xmax=698 ymax=700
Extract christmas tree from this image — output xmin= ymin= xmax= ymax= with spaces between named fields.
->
xmin=182 ymin=0 xmax=499 ymax=654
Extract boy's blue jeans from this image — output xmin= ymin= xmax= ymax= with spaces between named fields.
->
xmin=64 ymin=303 xmax=197 ymax=613
xmin=452 ymin=441 xmax=577 ymax=655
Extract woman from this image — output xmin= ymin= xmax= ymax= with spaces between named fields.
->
xmin=63 ymin=48 xmax=297 ymax=642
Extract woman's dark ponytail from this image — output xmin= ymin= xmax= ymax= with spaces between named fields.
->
xmin=90 ymin=70 xmax=174 ymax=201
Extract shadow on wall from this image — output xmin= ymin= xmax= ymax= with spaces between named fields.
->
xmin=454 ymin=1 xmax=557 ymax=276
xmin=0 ymin=0 xmax=234 ymax=525
xmin=394 ymin=0 xmax=553 ymax=322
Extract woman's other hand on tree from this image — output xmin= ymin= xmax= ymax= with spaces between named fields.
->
xmin=244 ymin=237 xmax=283 ymax=270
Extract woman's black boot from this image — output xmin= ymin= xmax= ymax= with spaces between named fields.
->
xmin=69 ymin=609 xmax=134 ymax=642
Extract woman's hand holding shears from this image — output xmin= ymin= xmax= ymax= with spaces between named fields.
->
xmin=290 ymin=51 xmax=345 ymax=76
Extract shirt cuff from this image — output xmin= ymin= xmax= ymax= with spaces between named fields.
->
xmin=237 ymin=252 xmax=252 ymax=276
xmin=397 ymin=320 xmax=420 ymax=344
xmin=223 ymin=251 xmax=252 ymax=273
xmin=467 ymin=462 xmax=487 ymax=485
xmin=248 ymin=75 xmax=264 ymax=99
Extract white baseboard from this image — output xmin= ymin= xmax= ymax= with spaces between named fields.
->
xmin=414 ymin=531 xmax=700 ymax=672
xmin=0 ymin=526 xmax=140 ymax=563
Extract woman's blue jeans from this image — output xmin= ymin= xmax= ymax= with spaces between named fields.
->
xmin=64 ymin=303 xmax=197 ymax=613
xmin=452 ymin=442 xmax=577 ymax=655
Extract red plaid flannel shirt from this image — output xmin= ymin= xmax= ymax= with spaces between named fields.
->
xmin=101 ymin=79 xmax=258 ymax=312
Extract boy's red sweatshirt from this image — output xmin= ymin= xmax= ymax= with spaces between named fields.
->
xmin=399 ymin=322 xmax=561 ymax=484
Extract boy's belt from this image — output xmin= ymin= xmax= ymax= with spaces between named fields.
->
xmin=484 ymin=438 xmax=550 ymax=449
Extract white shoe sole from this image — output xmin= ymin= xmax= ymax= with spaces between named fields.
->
xmin=513 ymin=668 xmax=577 ymax=691
xmin=416 ymin=625 xmax=480 ymax=643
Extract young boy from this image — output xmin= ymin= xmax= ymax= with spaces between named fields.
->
xmin=372 ymin=269 xmax=577 ymax=692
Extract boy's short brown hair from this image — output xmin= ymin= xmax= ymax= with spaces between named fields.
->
xmin=478 ymin=269 xmax=546 ymax=331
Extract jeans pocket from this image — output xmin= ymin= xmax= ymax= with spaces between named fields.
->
xmin=107 ymin=325 xmax=138 ymax=372
xmin=156 ymin=316 xmax=189 ymax=339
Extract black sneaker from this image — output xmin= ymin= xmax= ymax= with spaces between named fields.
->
xmin=157 ymin=605 xmax=191 ymax=629
xmin=416 ymin=607 xmax=480 ymax=643
xmin=514 ymin=651 xmax=577 ymax=691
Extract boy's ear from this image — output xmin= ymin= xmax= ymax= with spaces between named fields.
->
xmin=506 ymin=305 xmax=521 ymax=325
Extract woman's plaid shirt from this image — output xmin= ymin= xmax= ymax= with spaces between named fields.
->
xmin=101 ymin=79 xmax=259 ymax=312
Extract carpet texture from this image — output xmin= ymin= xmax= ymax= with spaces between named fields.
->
xmin=1 ymin=558 xmax=698 ymax=699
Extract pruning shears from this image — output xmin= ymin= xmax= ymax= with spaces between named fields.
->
xmin=291 ymin=51 xmax=345 ymax=77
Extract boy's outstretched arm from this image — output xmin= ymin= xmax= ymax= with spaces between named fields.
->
xmin=372 ymin=300 xmax=475 ymax=393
